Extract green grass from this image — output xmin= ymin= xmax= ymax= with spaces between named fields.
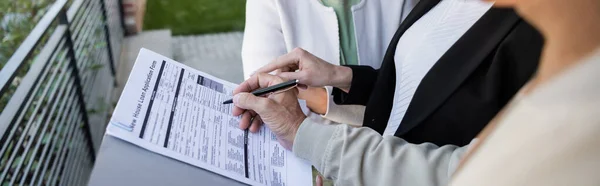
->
xmin=143 ymin=0 xmax=246 ymax=35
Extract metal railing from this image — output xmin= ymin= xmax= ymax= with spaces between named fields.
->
xmin=0 ymin=0 xmax=124 ymax=185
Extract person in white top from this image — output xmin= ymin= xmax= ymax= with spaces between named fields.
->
xmin=241 ymin=0 xmax=418 ymax=128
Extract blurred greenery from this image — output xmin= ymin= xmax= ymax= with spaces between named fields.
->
xmin=0 ymin=0 xmax=54 ymax=68
xmin=143 ymin=0 xmax=246 ymax=35
xmin=0 ymin=0 xmax=54 ymax=113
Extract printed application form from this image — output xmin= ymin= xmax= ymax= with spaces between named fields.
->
xmin=108 ymin=48 xmax=312 ymax=186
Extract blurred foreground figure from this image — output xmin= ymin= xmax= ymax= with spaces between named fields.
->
xmin=451 ymin=0 xmax=600 ymax=185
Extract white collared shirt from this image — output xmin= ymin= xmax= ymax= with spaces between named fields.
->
xmin=384 ymin=0 xmax=494 ymax=136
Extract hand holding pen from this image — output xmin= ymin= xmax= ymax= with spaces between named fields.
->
xmin=223 ymin=79 xmax=299 ymax=104
xmin=229 ymin=73 xmax=306 ymax=150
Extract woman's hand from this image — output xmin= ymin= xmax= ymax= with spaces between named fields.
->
xmin=298 ymin=87 xmax=328 ymax=115
xmin=252 ymin=48 xmax=354 ymax=92
xmin=232 ymin=73 xmax=307 ymax=150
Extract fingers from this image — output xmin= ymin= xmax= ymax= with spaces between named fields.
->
xmin=278 ymin=71 xmax=308 ymax=83
xmin=251 ymin=48 xmax=306 ymax=75
xmin=232 ymin=74 xmax=284 ymax=116
xmin=250 ymin=115 xmax=262 ymax=133
xmin=233 ymin=73 xmax=285 ymax=95
xmin=233 ymin=74 xmax=285 ymax=131
xmin=280 ymin=65 xmax=293 ymax=73
xmin=239 ymin=110 xmax=263 ymax=133
xmin=316 ymin=175 xmax=323 ymax=186
xmin=233 ymin=92 xmax=276 ymax=114
xmin=232 ymin=106 xmax=245 ymax=116
xmin=297 ymin=84 xmax=308 ymax=90
xmin=239 ymin=111 xmax=253 ymax=130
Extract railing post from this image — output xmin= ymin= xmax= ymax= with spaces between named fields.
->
xmin=58 ymin=8 xmax=96 ymax=161
xmin=98 ymin=0 xmax=118 ymax=80
xmin=118 ymin=0 xmax=127 ymax=33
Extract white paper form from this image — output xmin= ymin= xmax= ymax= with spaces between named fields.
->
xmin=107 ymin=48 xmax=312 ymax=186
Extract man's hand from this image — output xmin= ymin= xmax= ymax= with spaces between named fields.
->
xmin=232 ymin=73 xmax=306 ymax=150
xmin=252 ymin=48 xmax=353 ymax=91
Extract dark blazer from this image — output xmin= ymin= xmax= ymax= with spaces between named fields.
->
xmin=332 ymin=0 xmax=544 ymax=146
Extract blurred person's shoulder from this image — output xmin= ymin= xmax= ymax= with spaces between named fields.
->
xmin=525 ymin=49 xmax=600 ymax=114
xmin=450 ymin=49 xmax=600 ymax=186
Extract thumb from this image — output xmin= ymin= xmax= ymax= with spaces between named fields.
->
xmin=233 ymin=93 xmax=274 ymax=114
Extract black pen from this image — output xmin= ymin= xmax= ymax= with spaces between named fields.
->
xmin=222 ymin=79 xmax=299 ymax=104
xmin=243 ymin=128 xmax=249 ymax=178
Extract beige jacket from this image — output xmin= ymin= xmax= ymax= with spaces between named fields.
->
xmin=295 ymin=94 xmax=473 ymax=185
xmin=293 ymin=50 xmax=600 ymax=186
xmin=450 ymin=50 xmax=600 ymax=186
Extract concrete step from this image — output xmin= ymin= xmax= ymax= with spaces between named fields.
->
xmin=172 ymin=32 xmax=244 ymax=84
xmin=113 ymin=29 xmax=172 ymax=101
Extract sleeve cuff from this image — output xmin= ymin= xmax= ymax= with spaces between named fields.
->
xmin=322 ymin=86 xmax=336 ymax=118
xmin=292 ymin=118 xmax=340 ymax=169
xmin=323 ymin=87 xmax=365 ymax=127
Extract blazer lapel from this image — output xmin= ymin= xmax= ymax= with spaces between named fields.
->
xmin=362 ymin=0 xmax=440 ymax=134
xmin=382 ymin=0 xmax=441 ymax=63
xmin=395 ymin=8 xmax=521 ymax=136
xmin=392 ymin=0 xmax=441 ymax=43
